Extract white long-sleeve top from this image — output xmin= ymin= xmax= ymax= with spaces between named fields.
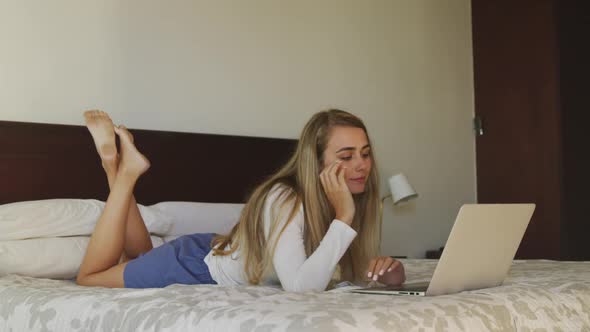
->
xmin=204 ymin=184 xmax=358 ymax=292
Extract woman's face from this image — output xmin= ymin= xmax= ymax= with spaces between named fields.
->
xmin=322 ymin=126 xmax=372 ymax=194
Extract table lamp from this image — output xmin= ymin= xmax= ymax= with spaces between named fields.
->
xmin=379 ymin=173 xmax=418 ymax=225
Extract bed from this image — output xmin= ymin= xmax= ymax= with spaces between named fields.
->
xmin=1 ymin=120 xmax=589 ymax=332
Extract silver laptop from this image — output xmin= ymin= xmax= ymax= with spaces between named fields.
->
xmin=351 ymin=204 xmax=535 ymax=296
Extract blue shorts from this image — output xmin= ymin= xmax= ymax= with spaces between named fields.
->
xmin=123 ymin=233 xmax=217 ymax=288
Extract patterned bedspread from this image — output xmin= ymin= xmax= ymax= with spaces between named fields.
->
xmin=1 ymin=259 xmax=589 ymax=331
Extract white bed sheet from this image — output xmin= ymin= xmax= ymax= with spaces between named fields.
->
xmin=1 ymin=259 xmax=589 ymax=331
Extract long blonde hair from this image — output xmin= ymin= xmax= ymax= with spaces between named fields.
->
xmin=211 ymin=109 xmax=380 ymax=284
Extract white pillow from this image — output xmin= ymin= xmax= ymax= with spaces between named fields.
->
xmin=0 ymin=199 xmax=243 ymax=279
xmin=150 ymin=201 xmax=243 ymax=236
xmin=0 ymin=236 xmax=164 ymax=279
xmin=0 ymin=199 xmax=172 ymax=241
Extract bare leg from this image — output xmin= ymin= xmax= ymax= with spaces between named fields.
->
xmin=113 ymin=126 xmax=153 ymax=259
xmin=77 ymin=119 xmax=150 ymax=288
xmin=84 ymin=111 xmax=153 ymax=261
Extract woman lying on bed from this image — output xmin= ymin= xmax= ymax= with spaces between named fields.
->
xmin=76 ymin=109 xmax=405 ymax=292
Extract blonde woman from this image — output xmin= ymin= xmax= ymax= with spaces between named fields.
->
xmin=76 ymin=109 xmax=405 ymax=291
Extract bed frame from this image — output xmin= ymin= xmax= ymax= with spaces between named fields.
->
xmin=0 ymin=120 xmax=297 ymax=205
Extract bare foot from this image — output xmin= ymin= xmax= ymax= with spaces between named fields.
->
xmin=114 ymin=125 xmax=150 ymax=177
xmin=84 ymin=110 xmax=117 ymax=168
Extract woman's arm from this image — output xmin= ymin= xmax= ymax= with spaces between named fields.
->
xmin=271 ymin=208 xmax=357 ymax=292
xmin=270 ymin=161 xmax=358 ymax=292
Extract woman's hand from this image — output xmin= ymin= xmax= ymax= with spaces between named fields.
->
xmin=366 ymin=256 xmax=406 ymax=286
xmin=320 ymin=160 xmax=355 ymax=225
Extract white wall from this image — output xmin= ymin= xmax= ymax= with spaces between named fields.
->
xmin=0 ymin=0 xmax=476 ymax=258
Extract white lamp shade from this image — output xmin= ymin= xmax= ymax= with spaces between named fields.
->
xmin=388 ymin=173 xmax=418 ymax=204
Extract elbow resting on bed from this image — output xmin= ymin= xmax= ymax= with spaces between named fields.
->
xmin=282 ymin=279 xmax=327 ymax=293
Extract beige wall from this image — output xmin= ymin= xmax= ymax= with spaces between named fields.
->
xmin=0 ymin=0 xmax=476 ymax=258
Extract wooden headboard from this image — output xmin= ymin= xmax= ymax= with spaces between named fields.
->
xmin=0 ymin=120 xmax=297 ymax=205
